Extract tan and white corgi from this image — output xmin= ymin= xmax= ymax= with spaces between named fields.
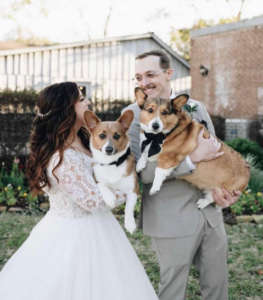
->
xmin=83 ymin=109 xmax=139 ymax=234
xmin=135 ymin=87 xmax=250 ymax=209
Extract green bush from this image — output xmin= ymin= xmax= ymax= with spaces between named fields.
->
xmin=226 ymin=138 xmax=263 ymax=170
xmin=0 ymin=158 xmax=39 ymax=210
xmin=244 ymin=154 xmax=263 ymax=192
xmin=229 ymin=154 xmax=263 ymax=216
xmin=231 ymin=192 xmax=263 ymax=215
xmin=0 ymin=158 xmax=26 ymax=189
xmin=0 ymin=184 xmax=36 ymax=208
xmin=0 ymin=88 xmax=38 ymax=113
xmin=248 ymin=166 xmax=263 ymax=192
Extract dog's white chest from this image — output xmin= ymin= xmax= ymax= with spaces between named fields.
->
xmin=93 ymin=162 xmax=135 ymax=192
xmin=93 ymin=163 xmax=125 ymax=184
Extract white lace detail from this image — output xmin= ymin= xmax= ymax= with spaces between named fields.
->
xmin=43 ymin=149 xmax=127 ymax=219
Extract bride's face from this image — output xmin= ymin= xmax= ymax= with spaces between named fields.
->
xmin=75 ymin=90 xmax=91 ymax=126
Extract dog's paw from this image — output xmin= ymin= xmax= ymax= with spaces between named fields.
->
xmin=97 ymin=183 xmax=115 ymax=208
xmin=149 ymin=187 xmax=159 ymax=195
xmin=103 ymin=194 xmax=116 ymax=209
xmin=125 ymin=217 xmax=136 ymax=234
xmin=196 ymin=198 xmax=212 ymax=209
xmin=136 ymin=159 xmax=147 ymax=173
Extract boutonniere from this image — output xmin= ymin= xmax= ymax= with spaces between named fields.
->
xmin=183 ymin=102 xmax=198 ymax=119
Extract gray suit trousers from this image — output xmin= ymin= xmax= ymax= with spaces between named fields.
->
xmin=151 ymin=210 xmax=228 ymax=300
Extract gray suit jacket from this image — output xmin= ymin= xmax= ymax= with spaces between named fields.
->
xmin=123 ymin=98 xmax=223 ymax=238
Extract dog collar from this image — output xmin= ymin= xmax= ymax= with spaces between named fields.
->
xmin=166 ymin=119 xmax=207 ymax=138
xmin=101 ymin=147 xmax=131 ymax=167
xmin=165 ymin=123 xmax=179 ymax=137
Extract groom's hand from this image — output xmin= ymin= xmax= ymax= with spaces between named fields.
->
xmin=213 ymin=188 xmax=241 ymax=208
xmin=189 ymin=129 xmax=224 ymax=164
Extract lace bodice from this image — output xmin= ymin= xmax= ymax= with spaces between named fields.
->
xmin=43 ymin=148 xmax=127 ymax=218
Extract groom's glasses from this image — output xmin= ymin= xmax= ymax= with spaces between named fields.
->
xmin=132 ymin=69 xmax=168 ymax=85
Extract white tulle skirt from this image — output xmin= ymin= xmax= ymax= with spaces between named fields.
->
xmin=0 ymin=210 xmax=158 ymax=300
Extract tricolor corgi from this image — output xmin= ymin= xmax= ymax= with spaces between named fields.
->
xmin=135 ymin=87 xmax=250 ymax=209
xmin=84 ymin=110 xmax=139 ymax=234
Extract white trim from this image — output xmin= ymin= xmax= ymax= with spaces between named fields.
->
xmin=0 ymin=33 xmax=153 ymax=56
xmin=191 ymin=15 xmax=263 ymax=38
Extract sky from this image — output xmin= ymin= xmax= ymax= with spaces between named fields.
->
xmin=1 ymin=0 xmax=263 ymax=45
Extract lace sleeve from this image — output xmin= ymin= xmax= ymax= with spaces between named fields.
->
xmin=52 ymin=151 xmax=127 ymax=213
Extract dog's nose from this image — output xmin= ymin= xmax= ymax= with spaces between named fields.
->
xmin=152 ymin=123 xmax=160 ymax=130
xmin=105 ymin=146 xmax=114 ymax=154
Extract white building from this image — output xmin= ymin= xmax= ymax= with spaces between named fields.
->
xmin=0 ymin=33 xmax=190 ymax=109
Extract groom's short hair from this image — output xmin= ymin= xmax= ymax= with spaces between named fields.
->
xmin=135 ymin=50 xmax=171 ymax=70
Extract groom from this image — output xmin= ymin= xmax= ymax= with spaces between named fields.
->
xmin=123 ymin=50 xmax=241 ymax=300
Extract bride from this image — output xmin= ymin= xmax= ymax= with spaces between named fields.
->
xmin=0 ymin=82 xmax=158 ymax=300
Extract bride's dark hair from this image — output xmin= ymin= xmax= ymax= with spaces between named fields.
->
xmin=26 ymin=82 xmax=90 ymax=195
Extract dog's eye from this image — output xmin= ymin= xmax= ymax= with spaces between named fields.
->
xmin=113 ymin=134 xmax=120 ymax=140
xmin=99 ymin=134 xmax=106 ymax=139
xmin=162 ymin=111 xmax=168 ymax=116
xmin=148 ymin=108 xmax=153 ymax=113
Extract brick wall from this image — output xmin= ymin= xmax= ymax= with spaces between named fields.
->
xmin=190 ymin=23 xmax=263 ymax=120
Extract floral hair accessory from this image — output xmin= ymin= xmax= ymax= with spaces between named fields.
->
xmin=37 ymin=110 xmax=51 ymax=118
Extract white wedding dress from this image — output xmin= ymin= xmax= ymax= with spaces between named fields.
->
xmin=0 ymin=149 xmax=158 ymax=300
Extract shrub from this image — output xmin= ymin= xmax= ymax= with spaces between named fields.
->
xmin=231 ymin=192 xmax=263 ymax=215
xmin=229 ymin=154 xmax=263 ymax=216
xmin=0 ymin=158 xmax=26 ymax=189
xmin=0 ymin=158 xmax=42 ymax=212
xmin=244 ymin=155 xmax=263 ymax=192
xmin=226 ymin=138 xmax=263 ymax=170
xmin=0 ymin=183 xmax=37 ymax=209
xmin=0 ymin=88 xmax=38 ymax=113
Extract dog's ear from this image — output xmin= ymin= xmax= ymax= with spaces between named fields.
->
xmin=135 ymin=87 xmax=147 ymax=109
xmin=117 ymin=110 xmax=134 ymax=132
xmin=171 ymin=94 xmax=189 ymax=113
xmin=83 ymin=110 xmax=101 ymax=132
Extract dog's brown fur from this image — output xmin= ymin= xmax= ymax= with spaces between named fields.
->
xmin=136 ymin=89 xmax=250 ymax=196
xmin=83 ymin=110 xmax=139 ymax=195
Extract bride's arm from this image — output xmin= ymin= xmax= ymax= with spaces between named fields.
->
xmin=53 ymin=152 xmax=127 ymax=213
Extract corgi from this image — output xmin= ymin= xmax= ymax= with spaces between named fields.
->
xmin=135 ymin=87 xmax=250 ymax=209
xmin=83 ymin=109 xmax=139 ymax=234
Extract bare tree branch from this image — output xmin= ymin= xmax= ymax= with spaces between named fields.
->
xmin=225 ymin=0 xmax=248 ymax=21
xmin=104 ymin=5 xmax=112 ymax=37
xmin=191 ymin=3 xmax=209 ymax=27
xmin=237 ymin=0 xmax=246 ymax=21
xmin=225 ymin=0 xmax=235 ymax=17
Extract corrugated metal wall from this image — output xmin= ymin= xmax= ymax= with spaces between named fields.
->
xmin=0 ymin=37 xmax=190 ymax=105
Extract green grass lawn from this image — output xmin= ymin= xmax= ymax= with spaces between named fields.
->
xmin=0 ymin=213 xmax=262 ymax=299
